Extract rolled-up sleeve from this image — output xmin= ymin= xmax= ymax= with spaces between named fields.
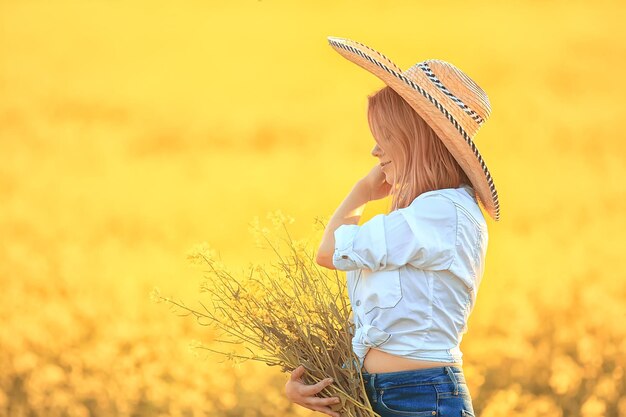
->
xmin=331 ymin=194 xmax=457 ymax=272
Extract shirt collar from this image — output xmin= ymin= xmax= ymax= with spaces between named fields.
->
xmin=460 ymin=183 xmax=476 ymax=198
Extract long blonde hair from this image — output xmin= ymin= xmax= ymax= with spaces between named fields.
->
xmin=367 ymin=85 xmax=471 ymax=213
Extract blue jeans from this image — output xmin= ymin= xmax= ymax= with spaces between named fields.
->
xmin=360 ymin=365 xmax=476 ymax=417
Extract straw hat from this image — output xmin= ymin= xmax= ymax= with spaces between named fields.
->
xmin=327 ymin=36 xmax=500 ymax=222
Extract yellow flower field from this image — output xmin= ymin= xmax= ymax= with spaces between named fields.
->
xmin=1 ymin=1 xmax=625 ymax=416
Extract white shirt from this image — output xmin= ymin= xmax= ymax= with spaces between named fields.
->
xmin=332 ymin=184 xmax=488 ymax=371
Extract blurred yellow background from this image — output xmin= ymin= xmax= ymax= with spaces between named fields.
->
xmin=1 ymin=0 xmax=625 ymax=416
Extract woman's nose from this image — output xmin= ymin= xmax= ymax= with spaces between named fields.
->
xmin=371 ymin=144 xmax=383 ymax=158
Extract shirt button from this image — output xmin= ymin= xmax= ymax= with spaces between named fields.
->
xmin=341 ymin=255 xmax=348 ymax=259
xmin=356 ymin=300 xmax=361 ymax=306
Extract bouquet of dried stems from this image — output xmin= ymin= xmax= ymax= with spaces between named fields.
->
xmin=151 ymin=211 xmax=381 ymax=417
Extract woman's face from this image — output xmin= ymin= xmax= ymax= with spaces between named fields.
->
xmin=371 ymin=139 xmax=395 ymax=184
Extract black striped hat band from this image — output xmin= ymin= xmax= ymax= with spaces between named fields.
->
xmin=327 ymin=38 xmax=500 ymax=220
xmin=416 ymin=63 xmax=485 ymax=126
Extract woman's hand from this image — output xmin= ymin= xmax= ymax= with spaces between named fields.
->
xmin=359 ymin=163 xmax=392 ymax=201
xmin=284 ymin=365 xmax=342 ymax=417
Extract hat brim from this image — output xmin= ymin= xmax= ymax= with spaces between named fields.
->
xmin=327 ymin=36 xmax=500 ymax=222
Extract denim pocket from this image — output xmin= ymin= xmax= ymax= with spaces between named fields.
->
xmin=378 ymin=384 xmax=437 ymax=416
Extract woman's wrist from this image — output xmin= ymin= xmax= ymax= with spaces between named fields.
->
xmin=331 ymin=181 xmax=369 ymax=225
xmin=315 ymin=180 xmax=370 ymax=268
xmin=353 ymin=179 xmax=372 ymax=203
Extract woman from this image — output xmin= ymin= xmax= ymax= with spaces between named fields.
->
xmin=285 ymin=37 xmax=500 ymax=417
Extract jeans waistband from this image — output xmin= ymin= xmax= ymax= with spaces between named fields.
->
xmin=361 ymin=365 xmax=466 ymax=389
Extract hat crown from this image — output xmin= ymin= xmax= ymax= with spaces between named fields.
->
xmin=404 ymin=59 xmax=492 ymax=130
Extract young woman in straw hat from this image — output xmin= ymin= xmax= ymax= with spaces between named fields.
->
xmin=285 ymin=37 xmax=500 ymax=417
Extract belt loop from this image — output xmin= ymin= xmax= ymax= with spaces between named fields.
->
xmin=369 ymin=373 xmax=377 ymax=403
xmin=445 ymin=366 xmax=459 ymax=396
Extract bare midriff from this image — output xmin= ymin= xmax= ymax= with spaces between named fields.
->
xmin=363 ymin=347 xmax=461 ymax=374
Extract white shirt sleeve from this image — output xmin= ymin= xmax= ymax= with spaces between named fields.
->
xmin=332 ymin=194 xmax=457 ymax=272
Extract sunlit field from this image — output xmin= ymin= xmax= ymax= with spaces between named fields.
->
xmin=1 ymin=1 xmax=625 ymax=416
